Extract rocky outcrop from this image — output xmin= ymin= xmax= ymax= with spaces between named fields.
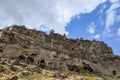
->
xmin=0 ymin=25 xmax=119 ymax=77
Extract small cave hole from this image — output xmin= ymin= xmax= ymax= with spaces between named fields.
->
xmin=93 ymin=49 xmax=96 ymax=52
xmin=68 ymin=65 xmax=74 ymax=71
xmin=26 ymin=57 xmax=34 ymax=64
xmin=83 ymin=63 xmax=94 ymax=73
xmin=39 ymin=59 xmax=46 ymax=69
xmin=41 ymin=59 xmax=45 ymax=63
xmin=69 ymin=67 xmax=74 ymax=71
xmin=31 ymin=53 xmax=37 ymax=56
xmin=18 ymin=55 xmax=26 ymax=60
xmin=113 ymin=70 xmax=116 ymax=76
xmin=0 ymin=49 xmax=3 ymax=52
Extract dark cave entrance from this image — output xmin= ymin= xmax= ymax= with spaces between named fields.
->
xmin=68 ymin=66 xmax=74 ymax=71
xmin=39 ymin=59 xmax=46 ymax=69
xmin=41 ymin=59 xmax=45 ymax=63
xmin=0 ymin=49 xmax=3 ymax=52
xmin=26 ymin=57 xmax=34 ymax=64
xmin=112 ymin=70 xmax=116 ymax=76
xmin=93 ymin=49 xmax=96 ymax=52
xmin=18 ymin=55 xmax=26 ymax=61
xmin=68 ymin=65 xmax=80 ymax=72
xmin=83 ymin=63 xmax=94 ymax=73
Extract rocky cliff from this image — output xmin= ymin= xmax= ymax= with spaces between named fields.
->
xmin=0 ymin=25 xmax=120 ymax=78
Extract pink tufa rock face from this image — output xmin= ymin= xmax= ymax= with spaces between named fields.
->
xmin=0 ymin=25 xmax=119 ymax=77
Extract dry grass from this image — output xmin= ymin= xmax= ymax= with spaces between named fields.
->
xmin=0 ymin=60 xmax=120 ymax=80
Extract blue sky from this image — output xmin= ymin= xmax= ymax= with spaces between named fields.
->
xmin=0 ymin=0 xmax=120 ymax=55
xmin=66 ymin=0 xmax=120 ymax=55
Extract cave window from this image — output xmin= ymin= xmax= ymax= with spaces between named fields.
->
xmin=69 ymin=67 xmax=74 ymax=71
xmin=83 ymin=66 xmax=87 ymax=70
xmin=41 ymin=59 xmax=45 ymax=64
xmin=0 ymin=49 xmax=3 ymax=52
xmin=39 ymin=59 xmax=46 ymax=69
xmin=25 ymin=53 xmax=28 ymax=56
xmin=83 ymin=63 xmax=94 ymax=73
xmin=31 ymin=53 xmax=37 ymax=56
xmin=26 ymin=57 xmax=34 ymax=64
xmin=68 ymin=65 xmax=80 ymax=72
xmin=68 ymin=65 xmax=74 ymax=71
xmin=60 ymin=63 xmax=62 ymax=65
xmin=113 ymin=70 xmax=116 ymax=76
xmin=93 ymin=49 xmax=96 ymax=52
xmin=18 ymin=55 xmax=25 ymax=60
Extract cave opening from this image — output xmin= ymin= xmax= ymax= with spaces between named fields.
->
xmin=0 ymin=49 xmax=3 ymax=52
xmin=68 ymin=65 xmax=80 ymax=72
xmin=18 ymin=55 xmax=26 ymax=61
xmin=39 ymin=59 xmax=46 ymax=69
xmin=83 ymin=63 xmax=94 ymax=73
xmin=41 ymin=59 xmax=45 ymax=63
xmin=26 ymin=57 xmax=34 ymax=64
xmin=69 ymin=66 xmax=74 ymax=71
xmin=112 ymin=70 xmax=116 ymax=76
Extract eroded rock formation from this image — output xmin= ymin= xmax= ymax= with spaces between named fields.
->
xmin=0 ymin=25 xmax=120 ymax=77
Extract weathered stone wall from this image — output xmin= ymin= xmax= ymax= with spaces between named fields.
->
xmin=0 ymin=25 xmax=119 ymax=77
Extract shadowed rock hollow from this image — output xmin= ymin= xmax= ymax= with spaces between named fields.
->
xmin=0 ymin=25 xmax=120 ymax=77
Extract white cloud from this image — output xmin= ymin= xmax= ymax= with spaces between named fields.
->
xmin=116 ymin=27 xmax=120 ymax=42
xmin=0 ymin=0 xmax=106 ymax=35
xmin=105 ymin=10 xmax=116 ymax=30
xmin=93 ymin=34 xmax=101 ymax=38
xmin=88 ymin=34 xmax=101 ymax=39
xmin=87 ymin=22 xmax=96 ymax=34
xmin=40 ymin=25 xmax=50 ymax=34
xmin=117 ymin=28 xmax=120 ymax=36
xmin=110 ymin=0 xmax=119 ymax=3
xmin=104 ymin=0 xmax=120 ymax=35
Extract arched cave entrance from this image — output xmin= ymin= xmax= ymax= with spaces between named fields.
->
xmin=112 ymin=70 xmax=116 ymax=76
xmin=68 ymin=66 xmax=74 ymax=71
xmin=18 ymin=55 xmax=26 ymax=61
xmin=83 ymin=63 xmax=94 ymax=74
xmin=68 ymin=65 xmax=80 ymax=72
xmin=38 ymin=59 xmax=46 ymax=69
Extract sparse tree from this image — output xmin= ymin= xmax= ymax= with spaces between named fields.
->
xmin=50 ymin=29 xmax=54 ymax=33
